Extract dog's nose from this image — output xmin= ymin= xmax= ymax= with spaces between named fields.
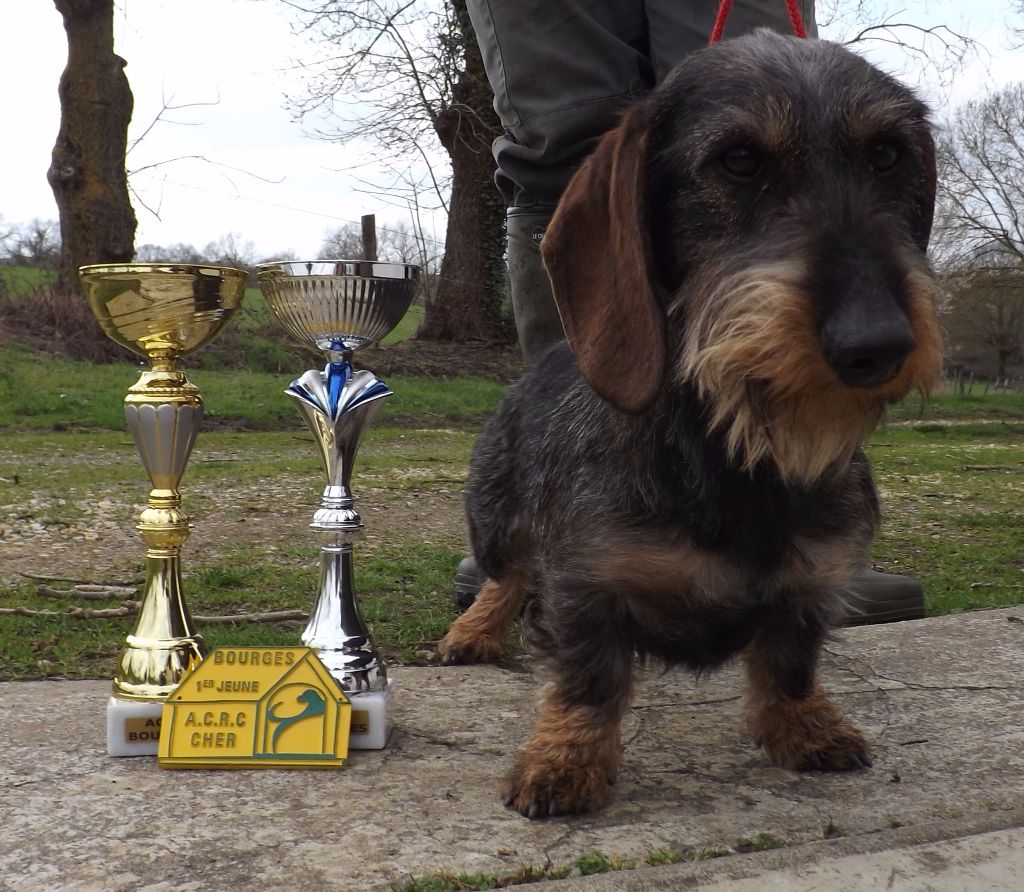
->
xmin=824 ymin=317 xmax=917 ymax=389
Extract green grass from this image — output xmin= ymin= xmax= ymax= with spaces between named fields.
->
xmin=5 ymin=416 xmax=1021 ymax=680
xmin=382 ymin=301 xmax=425 ymax=345
xmin=0 ymin=541 xmax=463 ymax=681
xmin=888 ymin=386 xmax=1024 ymax=421
xmin=0 ymin=426 xmax=477 ymax=681
xmin=734 ymin=832 xmax=788 ymax=853
xmin=868 ymin=419 xmax=1024 ymax=615
xmin=0 ymin=344 xmax=507 ymax=431
xmin=645 ymin=846 xmax=731 ymax=866
xmin=0 ymin=265 xmax=56 ymax=296
xmin=389 ymin=843 xmax=735 ymax=891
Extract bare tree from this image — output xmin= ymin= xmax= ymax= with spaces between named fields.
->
xmin=934 ymin=83 xmax=1024 ymax=273
xmin=47 ymin=0 xmax=136 ymax=292
xmin=943 ymin=265 xmax=1024 ymax=382
xmin=5 ymin=220 xmax=62 ymax=267
xmin=0 ymin=215 xmax=15 ymax=260
xmin=319 ymin=223 xmax=366 ymax=259
xmin=1011 ymin=1 xmax=1024 ymax=46
xmin=204 ymin=232 xmax=258 ymax=271
xmin=163 ymin=243 xmax=206 ymax=264
xmin=818 ymin=0 xmax=979 ymax=89
xmin=283 ymin=0 xmax=509 ymax=343
xmin=384 ymin=219 xmax=442 ymax=272
xmin=320 ymin=218 xmax=432 ymax=264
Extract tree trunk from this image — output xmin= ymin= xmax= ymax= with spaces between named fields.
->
xmin=48 ymin=0 xmax=136 ymax=293
xmin=416 ymin=0 xmax=511 ymax=343
xmin=420 ymin=128 xmax=508 ymax=342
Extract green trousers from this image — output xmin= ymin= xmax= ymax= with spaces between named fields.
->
xmin=468 ymin=0 xmax=818 ymax=361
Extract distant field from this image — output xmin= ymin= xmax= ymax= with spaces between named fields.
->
xmin=2 ymin=410 xmax=1022 ymax=681
xmin=888 ymin=386 xmax=1024 ymax=421
xmin=0 ymin=339 xmax=507 ymax=431
xmin=0 ymin=265 xmax=55 ymax=294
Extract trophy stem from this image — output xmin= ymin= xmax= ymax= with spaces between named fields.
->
xmin=303 ymin=542 xmax=387 ymax=692
xmin=287 ymin=363 xmax=391 ymax=692
xmin=113 ymin=368 xmax=207 ymax=701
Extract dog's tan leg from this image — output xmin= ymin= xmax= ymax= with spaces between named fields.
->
xmin=743 ymin=628 xmax=871 ymax=771
xmin=503 ymin=684 xmax=629 ymax=819
xmin=438 ymin=571 xmax=527 ymax=664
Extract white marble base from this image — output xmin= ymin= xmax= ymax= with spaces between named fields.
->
xmin=106 ymin=696 xmax=164 ymax=757
xmin=347 ymin=679 xmax=394 ymax=750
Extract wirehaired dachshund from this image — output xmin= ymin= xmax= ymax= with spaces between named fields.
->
xmin=439 ymin=30 xmax=942 ymax=818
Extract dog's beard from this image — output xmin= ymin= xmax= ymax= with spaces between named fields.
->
xmin=675 ymin=262 xmax=942 ymax=484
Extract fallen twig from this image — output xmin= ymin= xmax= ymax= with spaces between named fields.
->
xmin=0 ymin=604 xmax=138 ymax=619
xmin=961 ymin=465 xmax=1019 ymax=472
xmin=0 ymin=606 xmax=62 ymax=618
xmin=38 ymin=584 xmax=138 ymax=601
xmin=969 ymin=582 xmax=1024 ymax=590
xmin=1 ymin=602 xmax=308 ymax=624
xmin=21 ymin=572 xmax=142 ymax=586
xmin=194 ymin=609 xmax=309 ymax=624
xmin=69 ymin=602 xmax=140 ymax=618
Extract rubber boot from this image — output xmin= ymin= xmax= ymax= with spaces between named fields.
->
xmin=453 ymin=556 xmax=482 ymax=612
xmin=506 ymin=208 xmax=564 ymax=364
xmin=845 ymin=567 xmax=925 ymax=625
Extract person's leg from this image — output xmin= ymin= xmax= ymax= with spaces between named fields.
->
xmin=469 ymin=0 xmax=652 ymax=209
xmin=474 ymin=1 xmax=820 ymax=363
xmin=468 ymin=0 xmax=654 ymax=362
xmin=456 ymin=1 xmax=653 ymax=607
xmin=645 ymin=0 xmax=818 ymax=79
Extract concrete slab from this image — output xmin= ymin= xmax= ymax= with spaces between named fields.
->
xmin=3 ymin=608 xmax=1024 ymax=891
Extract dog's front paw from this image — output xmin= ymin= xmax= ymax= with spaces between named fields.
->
xmin=768 ymin=719 xmax=872 ymax=772
xmin=750 ymin=684 xmax=873 ymax=772
xmin=437 ymin=624 xmax=503 ymax=665
xmin=502 ymin=749 xmax=615 ymax=819
xmin=438 ymin=577 xmax=525 ymax=665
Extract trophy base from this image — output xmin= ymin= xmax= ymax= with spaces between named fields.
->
xmin=347 ymin=679 xmax=394 ymax=750
xmin=106 ymin=696 xmax=165 ymax=757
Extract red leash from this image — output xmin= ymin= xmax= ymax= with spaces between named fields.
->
xmin=709 ymin=0 xmax=807 ymax=45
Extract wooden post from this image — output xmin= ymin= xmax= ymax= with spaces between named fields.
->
xmin=361 ymin=215 xmax=378 ymax=262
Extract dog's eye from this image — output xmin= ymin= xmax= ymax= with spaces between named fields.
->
xmin=868 ymin=140 xmax=901 ymax=173
xmin=718 ymin=146 xmax=762 ymax=181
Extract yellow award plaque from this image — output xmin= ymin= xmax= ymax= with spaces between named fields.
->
xmin=158 ymin=647 xmax=351 ymax=768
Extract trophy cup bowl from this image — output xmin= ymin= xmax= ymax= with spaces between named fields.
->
xmin=255 ymin=260 xmax=417 ymax=355
xmin=257 ymin=259 xmax=418 ymax=749
xmin=83 ymin=263 xmax=246 ymax=360
xmin=80 ymin=263 xmax=247 ymax=755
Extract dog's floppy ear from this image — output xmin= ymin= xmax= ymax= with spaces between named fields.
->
xmin=542 ymin=104 xmax=666 ymax=414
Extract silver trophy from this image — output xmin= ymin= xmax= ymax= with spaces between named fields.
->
xmin=256 ymin=260 xmax=417 ymax=748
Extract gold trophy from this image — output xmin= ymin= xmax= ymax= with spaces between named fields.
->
xmin=80 ymin=263 xmax=247 ymax=756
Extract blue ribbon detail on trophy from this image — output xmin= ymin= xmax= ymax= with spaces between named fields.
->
xmin=287 ymin=364 xmax=392 ymax=421
xmin=326 ymin=360 xmax=352 ymax=417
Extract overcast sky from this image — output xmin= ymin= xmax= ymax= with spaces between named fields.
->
xmin=2 ymin=0 xmax=1020 ymax=260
